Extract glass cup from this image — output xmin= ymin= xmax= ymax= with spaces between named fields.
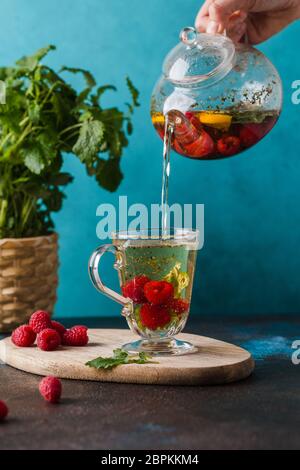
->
xmin=88 ymin=228 xmax=199 ymax=355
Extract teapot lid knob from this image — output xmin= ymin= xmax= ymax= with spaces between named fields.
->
xmin=180 ymin=27 xmax=197 ymax=46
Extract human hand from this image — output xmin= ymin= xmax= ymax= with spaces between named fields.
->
xmin=195 ymin=0 xmax=300 ymax=44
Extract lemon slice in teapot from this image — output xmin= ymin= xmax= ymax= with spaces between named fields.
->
xmin=196 ymin=112 xmax=232 ymax=131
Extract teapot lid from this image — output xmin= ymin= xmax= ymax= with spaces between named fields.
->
xmin=163 ymin=27 xmax=236 ymax=85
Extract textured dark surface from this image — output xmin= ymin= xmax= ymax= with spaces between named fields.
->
xmin=1 ymin=315 xmax=300 ymax=450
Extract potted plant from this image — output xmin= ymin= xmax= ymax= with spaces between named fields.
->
xmin=0 ymin=45 xmax=139 ymax=332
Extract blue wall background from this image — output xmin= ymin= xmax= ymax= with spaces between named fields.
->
xmin=1 ymin=0 xmax=300 ymax=318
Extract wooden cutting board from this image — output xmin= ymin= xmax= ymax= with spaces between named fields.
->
xmin=0 ymin=329 xmax=254 ymax=386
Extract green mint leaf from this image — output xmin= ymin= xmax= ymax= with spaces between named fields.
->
xmin=73 ymin=120 xmax=105 ymax=162
xmin=76 ymin=88 xmax=91 ymax=105
xmin=86 ymin=357 xmax=123 ymax=370
xmin=112 ymin=348 xmax=129 ymax=360
xmin=48 ymin=172 xmax=73 ymax=186
xmin=85 ymin=349 xmax=156 ymax=371
xmin=23 ymin=147 xmax=45 ymax=174
xmin=95 ymin=158 xmax=123 ymax=192
xmin=60 ymin=66 xmax=96 ymax=89
xmin=126 ymin=76 xmax=140 ymax=109
xmin=127 ymin=120 xmax=133 ymax=135
xmin=27 ymin=102 xmax=41 ymax=124
xmin=42 ymin=186 xmax=65 ymax=212
xmin=91 ymin=85 xmax=117 ymax=106
xmin=16 ymin=45 xmax=56 ymax=71
xmin=138 ymin=352 xmax=152 ymax=361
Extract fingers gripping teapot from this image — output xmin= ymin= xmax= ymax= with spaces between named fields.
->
xmin=151 ymin=27 xmax=282 ymax=160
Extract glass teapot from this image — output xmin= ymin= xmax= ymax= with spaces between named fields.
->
xmin=151 ymin=27 xmax=282 ymax=160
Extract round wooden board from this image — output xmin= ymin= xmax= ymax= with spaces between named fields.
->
xmin=0 ymin=329 xmax=254 ymax=386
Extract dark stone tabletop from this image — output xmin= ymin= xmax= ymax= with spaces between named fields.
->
xmin=0 ymin=315 xmax=300 ymax=450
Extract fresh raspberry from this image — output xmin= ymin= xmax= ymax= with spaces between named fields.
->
xmin=29 ymin=310 xmax=52 ymax=334
xmin=62 ymin=325 xmax=89 ymax=346
xmin=0 ymin=400 xmax=8 ymax=420
xmin=39 ymin=376 xmax=62 ymax=404
xmin=168 ymin=298 xmax=190 ymax=315
xmin=51 ymin=320 xmax=66 ymax=338
xmin=144 ymin=280 xmax=174 ymax=305
xmin=140 ymin=304 xmax=171 ymax=330
xmin=217 ymin=135 xmax=241 ymax=157
xmin=11 ymin=325 xmax=36 ymax=347
xmin=37 ymin=328 xmax=61 ymax=351
xmin=185 ymin=111 xmax=194 ymax=120
xmin=122 ymin=275 xmax=150 ymax=303
xmin=240 ymin=126 xmax=259 ymax=148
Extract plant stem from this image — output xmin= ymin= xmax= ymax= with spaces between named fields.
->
xmin=0 ymin=199 xmax=8 ymax=228
xmin=59 ymin=123 xmax=82 ymax=137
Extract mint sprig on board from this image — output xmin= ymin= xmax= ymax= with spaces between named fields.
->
xmin=86 ymin=348 xmax=157 ymax=370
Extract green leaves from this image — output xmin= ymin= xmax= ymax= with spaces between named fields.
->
xmin=126 ymin=76 xmax=140 ymax=110
xmin=73 ymin=120 xmax=105 ymax=163
xmin=23 ymin=147 xmax=45 ymax=174
xmin=0 ymin=44 xmax=139 ymax=238
xmin=60 ymin=66 xmax=96 ymax=88
xmin=16 ymin=45 xmax=56 ymax=71
xmin=96 ymin=158 xmax=123 ymax=192
xmin=91 ymin=85 xmax=117 ymax=106
xmin=85 ymin=349 xmax=156 ymax=371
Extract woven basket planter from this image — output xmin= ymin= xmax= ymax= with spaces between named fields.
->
xmin=0 ymin=233 xmax=58 ymax=333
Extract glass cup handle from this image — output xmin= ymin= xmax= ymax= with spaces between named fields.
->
xmin=88 ymin=244 xmax=133 ymax=313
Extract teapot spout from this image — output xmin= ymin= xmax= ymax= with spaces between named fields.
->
xmin=166 ymin=110 xmax=215 ymax=158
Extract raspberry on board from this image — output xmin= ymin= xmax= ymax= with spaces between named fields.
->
xmin=11 ymin=325 xmax=36 ymax=347
xmin=37 ymin=328 xmax=61 ymax=351
xmin=29 ymin=310 xmax=52 ymax=334
xmin=39 ymin=376 xmax=62 ymax=404
xmin=62 ymin=325 xmax=89 ymax=346
xmin=51 ymin=320 xmax=66 ymax=338
xmin=0 ymin=400 xmax=8 ymax=420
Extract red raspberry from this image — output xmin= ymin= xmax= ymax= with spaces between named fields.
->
xmin=39 ymin=376 xmax=62 ymax=404
xmin=62 ymin=325 xmax=89 ymax=346
xmin=168 ymin=298 xmax=190 ymax=315
xmin=29 ymin=310 xmax=52 ymax=334
xmin=11 ymin=325 xmax=36 ymax=347
xmin=144 ymin=280 xmax=174 ymax=305
xmin=0 ymin=400 xmax=8 ymax=420
xmin=51 ymin=320 xmax=66 ymax=338
xmin=122 ymin=275 xmax=150 ymax=303
xmin=37 ymin=328 xmax=61 ymax=351
xmin=217 ymin=135 xmax=241 ymax=157
xmin=240 ymin=126 xmax=259 ymax=148
xmin=140 ymin=304 xmax=171 ymax=330
xmin=185 ymin=111 xmax=194 ymax=120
